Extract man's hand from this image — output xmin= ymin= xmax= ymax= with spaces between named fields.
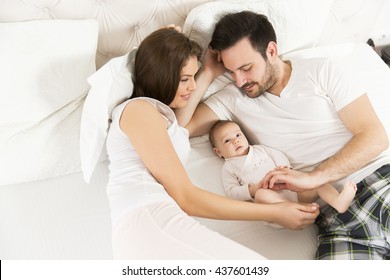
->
xmin=163 ymin=24 xmax=182 ymax=32
xmin=260 ymin=166 xmax=320 ymax=192
xmin=202 ymin=48 xmax=226 ymax=80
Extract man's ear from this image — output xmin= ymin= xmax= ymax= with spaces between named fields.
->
xmin=266 ymin=41 xmax=278 ymax=60
xmin=213 ymin=147 xmax=223 ymax=158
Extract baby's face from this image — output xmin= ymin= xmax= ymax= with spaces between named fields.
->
xmin=213 ymin=122 xmax=249 ymax=159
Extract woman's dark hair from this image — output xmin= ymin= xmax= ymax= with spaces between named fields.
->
xmin=209 ymin=11 xmax=276 ymax=59
xmin=130 ymin=28 xmax=202 ymax=105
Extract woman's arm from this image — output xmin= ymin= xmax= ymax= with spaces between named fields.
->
xmin=121 ymin=100 xmax=319 ymax=229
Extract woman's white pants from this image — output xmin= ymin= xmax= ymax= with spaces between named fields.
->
xmin=112 ymin=197 xmax=266 ymax=259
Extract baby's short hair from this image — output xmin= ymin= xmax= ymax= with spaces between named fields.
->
xmin=209 ymin=120 xmax=236 ymax=148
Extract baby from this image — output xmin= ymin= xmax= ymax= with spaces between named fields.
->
xmin=209 ymin=120 xmax=357 ymax=213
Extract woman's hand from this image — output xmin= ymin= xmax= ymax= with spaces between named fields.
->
xmin=270 ymin=202 xmax=320 ymax=230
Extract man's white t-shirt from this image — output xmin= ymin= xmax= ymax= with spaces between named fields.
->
xmin=205 ymin=57 xmax=390 ymax=188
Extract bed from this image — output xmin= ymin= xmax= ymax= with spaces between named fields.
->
xmin=1 ymin=0 xmax=390 ymax=260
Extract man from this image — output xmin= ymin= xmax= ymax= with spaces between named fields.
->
xmin=176 ymin=11 xmax=390 ymax=259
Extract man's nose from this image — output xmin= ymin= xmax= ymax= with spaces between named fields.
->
xmin=234 ymin=72 xmax=246 ymax=88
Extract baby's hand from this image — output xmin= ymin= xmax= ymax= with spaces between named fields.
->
xmin=275 ymin=165 xmax=292 ymax=171
xmin=248 ymin=182 xmax=261 ymax=198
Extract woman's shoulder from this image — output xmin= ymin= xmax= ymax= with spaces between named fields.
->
xmin=118 ymin=98 xmax=166 ymax=136
xmin=124 ymin=97 xmax=176 ymax=124
xmin=111 ymin=98 xmax=154 ymax=120
xmin=122 ymin=98 xmax=161 ymax=120
xmin=125 ymin=97 xmax=154 ymax=109
xmin=123 ymin=97 xmax=170 ymax=114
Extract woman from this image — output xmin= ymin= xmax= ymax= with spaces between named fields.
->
xmin=106 ymin=27 xmax=319 ymax=259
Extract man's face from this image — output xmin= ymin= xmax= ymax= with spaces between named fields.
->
xmin=220 ymin=37 xmax=278 ymax=98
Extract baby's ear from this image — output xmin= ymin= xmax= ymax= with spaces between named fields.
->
xmin=213 ymin=147 xmax=223 ymax=158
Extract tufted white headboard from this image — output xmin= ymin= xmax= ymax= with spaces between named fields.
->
xmin=2 ymin=0 xmax=388 ymax=68
xmin=0 ymin=0 xmax=211 ymax=68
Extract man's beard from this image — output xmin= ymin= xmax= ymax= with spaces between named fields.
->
xmin=241 ymin=60 xmax=278 ymax=98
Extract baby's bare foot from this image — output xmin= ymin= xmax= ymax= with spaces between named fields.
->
xmin=344 ymin=180 xmax=357 ymax=193
xmin=334 ymin=180 xmax=357 ymax=213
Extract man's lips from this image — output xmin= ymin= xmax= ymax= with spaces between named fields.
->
xmin=243 ymin=83 xmax=255 ymax=91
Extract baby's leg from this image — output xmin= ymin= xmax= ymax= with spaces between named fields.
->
xmin=254 ymin=188 xmax=289 ymax=204
xmin=297 ymin=190 xmax=319 ymax=203
xmin=317 ymin=181 xmax=357 ymax=213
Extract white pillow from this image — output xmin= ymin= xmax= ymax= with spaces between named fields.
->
xmin=80 ymin=49 xmax=136 ymax=183
xmin=0 ymin=19 xmax=99 ymax=185
xmin=182 ymin=0 xmax=334 ymax=97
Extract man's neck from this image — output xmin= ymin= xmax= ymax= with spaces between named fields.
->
xmin=268 ymin=59 xmax=292 ymax=96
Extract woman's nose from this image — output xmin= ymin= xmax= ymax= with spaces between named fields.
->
xmin=188 ymin=78 xmax=196 ymax=91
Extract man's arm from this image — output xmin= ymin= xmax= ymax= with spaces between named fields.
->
xmin=262 ymin=94 xmax=389 ymax=190
xmin=313 ymin=93 xmax=388 ymax=183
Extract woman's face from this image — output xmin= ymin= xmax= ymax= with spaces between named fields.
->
xmin=169 ymin=56 xmax=199 ymax=109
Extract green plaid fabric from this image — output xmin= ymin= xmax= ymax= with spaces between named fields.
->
xmin=316 ymin=164 xmax=390 ymax=260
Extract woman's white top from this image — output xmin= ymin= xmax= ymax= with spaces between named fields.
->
xmin=106 ymin=97 xmax=190 ymax=226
